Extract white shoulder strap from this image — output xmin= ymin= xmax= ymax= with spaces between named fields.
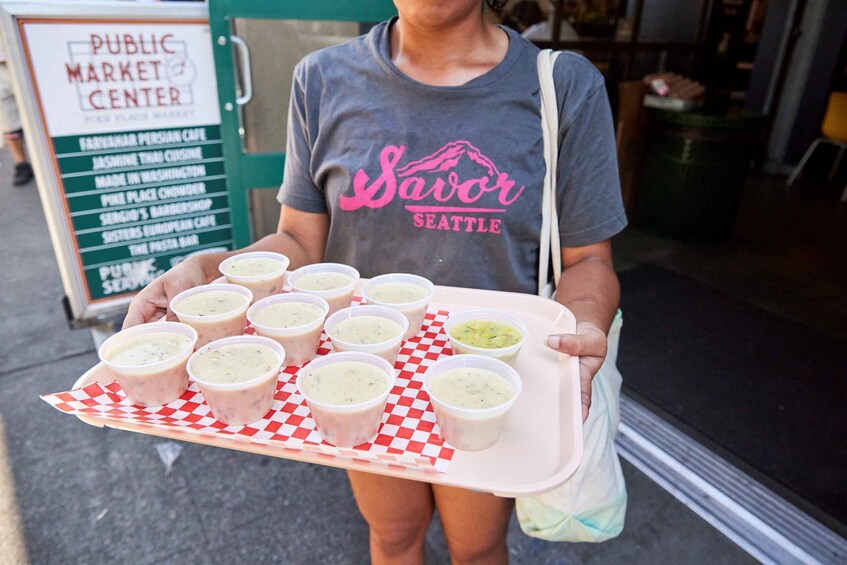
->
xmin=536 ymin=49 xmax=562 ymax=297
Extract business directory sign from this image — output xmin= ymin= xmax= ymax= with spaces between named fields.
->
xmin=14 ymin=16 xmax=232 ymax=318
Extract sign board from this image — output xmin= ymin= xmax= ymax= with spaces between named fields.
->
xmin=0 ymin=3 xmax=233 ymax=321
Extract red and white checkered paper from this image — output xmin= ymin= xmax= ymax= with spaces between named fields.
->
xmin=41 ymin=303 xmax=457 ymax=474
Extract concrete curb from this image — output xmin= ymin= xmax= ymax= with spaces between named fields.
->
xmin=0 ymin=415 xmax=28 ymax=565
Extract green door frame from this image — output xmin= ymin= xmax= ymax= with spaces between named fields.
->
xmin=208 ymin=0 xmax=397 ymax=247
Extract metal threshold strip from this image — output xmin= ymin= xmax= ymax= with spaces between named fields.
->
xmin=616 ymin=395 xmax=846 ymax=565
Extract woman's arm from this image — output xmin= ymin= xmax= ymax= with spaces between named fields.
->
xmin=548 ymin=239 xmax=620 ymax=421
xmin=555 ymin=240 xmax=618 ymax=332
xmin=122 ymin=205 xmax=329 ymax=328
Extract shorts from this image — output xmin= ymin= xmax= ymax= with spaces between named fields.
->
xmin=0 ymin=63 xmax=22 ymax=139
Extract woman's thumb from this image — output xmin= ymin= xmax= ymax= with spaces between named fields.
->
xmin=547 ymin=333 xmax=590 ymax=355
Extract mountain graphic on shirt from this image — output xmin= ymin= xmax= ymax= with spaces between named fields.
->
xmin=395 ymin=140 xmax=501 ymax=179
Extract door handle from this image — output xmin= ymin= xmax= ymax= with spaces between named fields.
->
xmin=230 ymin=35 xmax=253 ymax=106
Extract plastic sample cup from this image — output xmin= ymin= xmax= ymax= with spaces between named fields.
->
xmin=187 ymin=335 xmax=285 ymax=426
xmin=443 ymin=309 xmax=529 ymax=366
xmin=361 ymin=273 xmax=435 ymax=340
xmin=219 ymin=251 xmax=290 ymax=303
xmin=98 ymin=322 xmax=198 ymax=407
xmin=247 ymin=293 xmax=330 ymax=367
xmin=170 ymin=283 xmax=253 ymax=348
xmin=324 ymin=305 xmax=409 ymax=365
xmin=296 ymin=351 xmax=396 ymax=448
xmin=423 ymin=354 xmax=522 ymax=451
xmin=287 ymin=263 xmax=360 ymax=316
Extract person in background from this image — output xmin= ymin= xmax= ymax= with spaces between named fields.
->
xmin=125 ymin=0 xmax=626 ymax=562
xmin=522 ymin=0 xmax=580 ymax=42
xmin=503 ymin=0 xmax=544 ymax=33
xmin=0 ymin=40 xmax=34 ymax=186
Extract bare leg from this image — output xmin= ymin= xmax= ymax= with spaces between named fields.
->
xmin=6 ymin=137 xmax=26 ymax=164
xmin=432 ymin=484 xmax=514 ymax=565
xmin=347 ymin=471 xmax=434 ymax=565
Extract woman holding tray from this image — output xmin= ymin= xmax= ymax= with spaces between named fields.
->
xmin=125 ymin=0 xmax=627 ymax=562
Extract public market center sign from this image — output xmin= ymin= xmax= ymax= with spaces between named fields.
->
xmin=11 ymin=14 xmax=233 ymax=320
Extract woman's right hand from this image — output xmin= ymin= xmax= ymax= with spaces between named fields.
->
xmin=122 ymin=256 xmax=211 ymax=329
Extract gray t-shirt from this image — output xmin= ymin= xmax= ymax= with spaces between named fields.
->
xmin=278 ymin=20 xmax=627 ymax=295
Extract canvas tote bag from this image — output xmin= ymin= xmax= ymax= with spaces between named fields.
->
xmin=515 ymin=49 xmax=627 ymax=543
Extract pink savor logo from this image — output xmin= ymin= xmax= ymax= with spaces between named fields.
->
xmin=339 ymin=140 xmax=525 ymax=234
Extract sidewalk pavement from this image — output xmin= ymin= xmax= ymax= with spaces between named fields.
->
xmin=0 ymin=150 xmax=755 ymax=564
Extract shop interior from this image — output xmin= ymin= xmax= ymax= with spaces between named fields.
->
xmin=508 ymin=0 xmax=847 ymax=534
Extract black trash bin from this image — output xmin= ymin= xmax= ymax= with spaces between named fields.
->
xmin=636 ymin=109 xmax=766 ymax=241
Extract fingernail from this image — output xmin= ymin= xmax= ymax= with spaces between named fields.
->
xmin=547 ymin=335 xmax=561 ymax=349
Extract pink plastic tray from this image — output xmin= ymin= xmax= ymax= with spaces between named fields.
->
xmin=55 ymin=283 xmax=582 ymax=497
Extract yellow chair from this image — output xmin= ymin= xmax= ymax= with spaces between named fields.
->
xmin=787 ymin=91 xmax=847 ymax=202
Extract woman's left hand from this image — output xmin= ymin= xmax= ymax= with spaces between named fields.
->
xmin=546 ymin=321 xmax=608 ymax=422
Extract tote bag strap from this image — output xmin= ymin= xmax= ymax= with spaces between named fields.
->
xmin=536 ymin=49 xmax=562 ymax=297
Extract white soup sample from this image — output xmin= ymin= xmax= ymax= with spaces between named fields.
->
xmin=107 ymin=333 xmax=192 ymax=366
xmin=331 ymin=316 xmax=403 ymax=344
xmin=223 ymin=257 xmax=285 ymax=277
xmin=192 ymin=344 xmax=279 ymax=385
xmin=295 ymin=272 xmax=354 ymax=291
xmin=368 ymin=282 xmax=428 ymax=304
xmin=252 ymin=302 xmax=325 ymax=328
xmin=301 ymin=361 xmax=390 ymax=405
xmin=175 ymin=290 xmax=248 ymax=316
xmin=429 ymin=367 xmax=515 ymax=409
